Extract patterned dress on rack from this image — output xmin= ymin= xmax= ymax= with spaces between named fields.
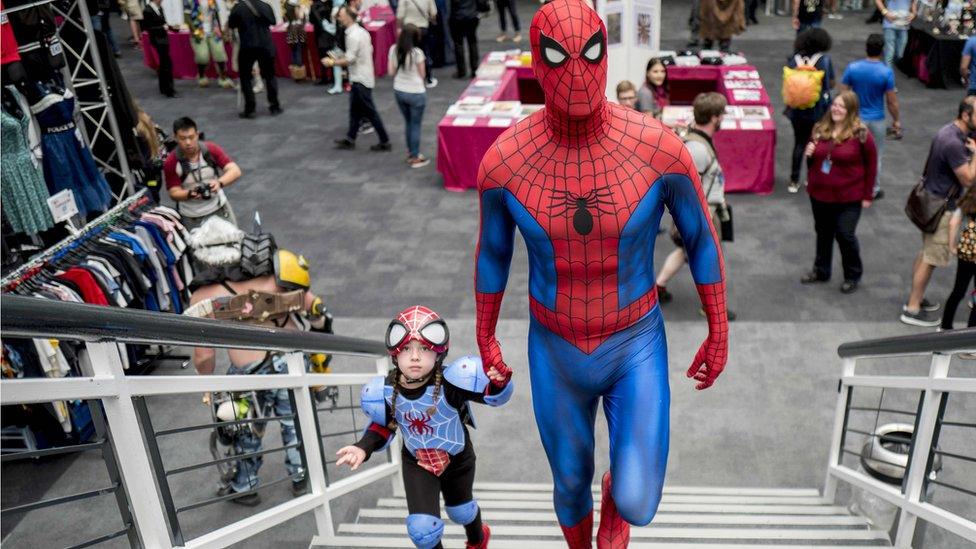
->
xmin=31 ymin=93 xmax=113 ymax=218
xmin=1 ymin=108 xmax=54 ymax=235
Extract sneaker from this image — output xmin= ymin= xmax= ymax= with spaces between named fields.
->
xmin=827 ymin=12 xmax=843 ymax=19
xmin=496 ymin=33 xmax=508 ymax=42
xmin=218 ymin=77 xmax=235 ymax=89
xmin=801 ymin=271 xmax=829 ymax=284
xmin=900 ymin=306 xmax=941 ymax=327
xmin=370 ymin=142 xmax=392 ymax=152
xmin=238 ymin=111 xmax=255 ymax=119
xmin=840 ymin=280 xmax=858 ymax=294
xmin=787 ymin=180 xmax=801 ymax=194
xmin=426 ymin=77 xmax=439 ymax=89
xmin=465 ymin=524 xmax=491 ymax=549
xmin=512 ymin=33 xmax=522 ymax=43
xmin=291 ymin=477 xmax=308 ymax=496
xmin=334 ymin=138 xmax=355 ymax=150
xmin=269 ymin=105 xmax=283 ymax=116
xmin=327 ymin=86 xmax=343 ymax=95
xmin=921 ymin=298 xmax=941 ymax=312
xmin=359 ymin=123 xmax=375 ymax=135
xmin=409 ymin=155 xmax=430 ymax=168
xmin=198 ymin=77 xmax=210 ymax=88
xmin=873 ymin=189 xmax=885 ymax=200
xmin=227 ymin=490 xmax=261 ymax=506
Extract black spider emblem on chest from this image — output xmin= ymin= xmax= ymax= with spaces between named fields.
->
xmin=549 ymin=187 xmax=616 ymax=235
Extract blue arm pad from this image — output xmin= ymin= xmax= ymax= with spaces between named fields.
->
xmin=443 ymin=355 xmax=489 ymax=393
xmin=484 ymin=379 xmax=514 ymax=407
xmin=360 ymin=375 xmax=388 ymax=426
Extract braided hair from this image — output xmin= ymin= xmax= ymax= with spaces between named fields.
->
xmin=387 ymin=352 xmax=446 ymax=432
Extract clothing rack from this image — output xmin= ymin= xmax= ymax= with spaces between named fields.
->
xmin=0 ymin=189 xmax=149 ymax=292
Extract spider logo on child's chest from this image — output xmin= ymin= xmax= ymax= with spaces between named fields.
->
xmin=548 ymin=186 xmax=618 ymax=235
xmin=403 ymin=410 xmax=434 ymax=436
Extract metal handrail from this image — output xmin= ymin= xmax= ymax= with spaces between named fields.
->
xmin=837 ymin=327 xmax=976 ymax=358
xmin=0 ymin=295 xmax=387 ymax=357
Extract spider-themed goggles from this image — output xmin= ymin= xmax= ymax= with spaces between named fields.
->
xmin=385 ymin=306 xmax=450 ymax=356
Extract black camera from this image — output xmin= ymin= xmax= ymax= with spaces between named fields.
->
xmin=193 ymin=184 xmax=212 ymax=200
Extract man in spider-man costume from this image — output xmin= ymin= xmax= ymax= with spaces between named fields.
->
xmin=474 ymin=0 xmax=729 ymax=547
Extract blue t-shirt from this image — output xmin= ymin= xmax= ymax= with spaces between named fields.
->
xmin=841 ymin=59 xmax=895 ymax=121
xmin=881 ymin=0 xmax=912 ymax=29
xmin=965 ymin=36 xmax=976 ymax=91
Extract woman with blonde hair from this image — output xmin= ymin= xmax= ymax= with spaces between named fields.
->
xmin=801 ymin=90 xmax=877 ymax=294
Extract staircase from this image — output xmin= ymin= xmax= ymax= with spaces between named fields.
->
xmin=314 ymin=483 xmax=893 ymax=548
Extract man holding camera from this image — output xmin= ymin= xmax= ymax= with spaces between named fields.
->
xmin=165 ymin=117 xmax=242 ymax=231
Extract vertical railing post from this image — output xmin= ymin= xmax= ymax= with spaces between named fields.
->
xmin=376 ymin=356 xmax=404 ymax=498
xmin=824 ymin=357 xmax=856 ymax=502
xmin=86 ymin=342 xmax=172 ymax=548
xmin=285 ymin=351 xmax=335 ymax=539
xmin=893 ymin=353 xmax=951 ymax=549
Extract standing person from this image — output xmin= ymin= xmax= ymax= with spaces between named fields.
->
xmin=284 ymin=0 xmax=308 ymax=81
xmin=941 ymin=188 xmax=976 ymax=330
xmin=122 ymin=0 xmax=145 ymax=49
xmin=228 ymin=0 xmax=281 ymax=118
xmin=390 ymin=25 xmax=430 ymax=167
xmin=698 ymin=0 xmax=745 ymax=53
xmin=494 ymin=0 xmax=521 ymax=42
xmin=309 ymin=0 xmax=341 ymax=88
xmin=902 ymin=97 xmax=976 ymax=326
xmin=336 ymin=307 xmax=511 ymax=549
xmin=961 ymin=34 xmax=976 ymax=96
xmin=184 ymin=0 xmax=234 ymax=88
xmin=687 ymin=0 xmax=700 ymax=48
xmin=655 ymin=92 xmax=736 ymax=320
xmin=396 ymin=0 xmax=438 ymax=87
xmin=164 ymin=117 xmax=242 ymax=231
xmin=90 ymin=0 xmax=122 ymax=58
xmin=448 ymin=0 xmax=478 ymax=79
xmin=784 ymin=28 xmax=834 ymax=193
xmin=792 ymin=0 xmax=824 ymax=33
xmin=745 ymin=0 xmax=758 ymax=24
xmin=637 ymin=57 xmax=669 ymax=118
xmin=800 ymin=91 xmax=876 ymax=294
xmin=841 ymin=33 xmax=899 ymax=198
xmin=326 ymin=6 xmax=392 ymax=151
xmin=615 ymin=80 xmax=638 ymax=110
xmin=876 ymin=0 xmax=915 ymax=68
xmin=143 ymin=0 xmax=178 ymax=98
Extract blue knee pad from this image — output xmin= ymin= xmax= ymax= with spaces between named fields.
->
xmin=445 ymin=500 xmax=479 ymax=525
xmin=406 ymin=514 xmax=444 ymax=549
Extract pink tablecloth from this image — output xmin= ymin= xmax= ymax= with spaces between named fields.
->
xmin=141 ymin=8 xmax=396 ymax=80
xmin=438 ymin=62 xmax=776 ymax=194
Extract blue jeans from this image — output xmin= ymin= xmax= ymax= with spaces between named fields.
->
xmin=226 ymin=354 xmax=304 ymax=493
xmin=395 ymin=90 xmax=426 ymax=158
xmin=797 ymin=19 xmax=822 ymax=34
xmin=864 ymin=118 xmax=886 ymax=195
xmin=91 ymin=11 xmax=120 ymax=55
xmin=883 ymin=27 xmax=908 ymax=68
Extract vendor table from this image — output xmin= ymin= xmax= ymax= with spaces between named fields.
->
xmin=437 ymin=59 xmax=776 ymax=194
xmin=897 ymin=24 xmax=965 ymax=89
xmin=141 ymin=6 xmax=396 ymax=80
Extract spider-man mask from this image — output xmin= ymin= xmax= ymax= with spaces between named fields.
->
xmin=530 ymin=0 xmax=607 ymax=119
xmin=386 ymin=305 xmax=450 ymax=356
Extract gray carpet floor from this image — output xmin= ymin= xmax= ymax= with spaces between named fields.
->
xmin=3 ymin=0 xmax=975 ymax=547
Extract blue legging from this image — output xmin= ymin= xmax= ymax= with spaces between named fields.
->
xmin=527 ymin=307 xmax=670 ymax=527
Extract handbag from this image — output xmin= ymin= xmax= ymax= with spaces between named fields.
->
xmin=905 ymin=148 xmax=957 ymax=234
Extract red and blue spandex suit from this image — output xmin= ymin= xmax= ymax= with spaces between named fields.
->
xmin=474 ymin=0 xmax=730 ymax=546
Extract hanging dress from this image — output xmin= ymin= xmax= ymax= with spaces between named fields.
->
xmin=1 ymin=108 xmax=54 ymax=234
xmin=31 ymin=93 xmax=113 ymax=218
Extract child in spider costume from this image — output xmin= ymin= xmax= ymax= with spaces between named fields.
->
xmin=474 ymin=0 xmax=730 ymax=547
xmin=336 ymin=306 xmax=513 ymax=549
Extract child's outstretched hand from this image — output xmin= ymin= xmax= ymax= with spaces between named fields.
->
xmin=487 ymin=365 xmax=509 ymax=386
xmin=336 ymin=446 xmax=366 ymax=470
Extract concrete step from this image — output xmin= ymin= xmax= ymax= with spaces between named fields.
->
xmin=310 ymin=484 xmax=892 ymax=548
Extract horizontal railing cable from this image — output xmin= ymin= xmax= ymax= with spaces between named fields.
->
xmin=165 ymin=444 xmax=301 ymax=476
xmin=153 ymin=414 xmax=296 ymax=437
xmin=176 ymin=476 xmax=295 ymax=513
xmin=0 ymin=440 xmax=104 ymax=462
xmin=1 ymin=484 xmax=119 ymax=516
xmin=64 ymin=526 xmax=132 ymax=549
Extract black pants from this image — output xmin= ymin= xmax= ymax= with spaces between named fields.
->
xmin=420 ymin=27 xmax=434 ymax=84
xmin=746 ymin=0 xmax=759 ymax=20
xmin=496 ymin=0 xmax=520 ymax=32
xmin=941 ymin=259 xmax=976 ymax=329
xmin=810 ymin=197 xmax=863 ymax=282
xmin=449 ymin=17 xmax=479 ymax=77
xmin=402 ymin=446 xmax=483 ymax=547
xmin=238 ymin=48 xmax=279 ymax=114
xmin=151 ymin=38 xmax=175 ymax=96
xmin=790 ymin=117 xmax=815 ymax=183
xmin=346 ymin=82 xmax=389 ymax=143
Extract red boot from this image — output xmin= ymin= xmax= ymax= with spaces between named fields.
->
xmin=596 ymin=471 xmax=630 ymax=549
xmin=465 ymin=523 xmax=491 ymax=549
xmin=560 ymin=511 xmax=593 ymax=549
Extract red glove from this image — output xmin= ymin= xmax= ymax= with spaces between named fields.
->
xmin=687 ymin=282 xmax=729 ymax=390
xmin=476 ymin=291 xmax=512 ymax=388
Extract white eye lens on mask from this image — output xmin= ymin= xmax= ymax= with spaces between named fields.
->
xmin=583 ymin=41 xmax=602 ymax=62
xmin=544 ymin=47 xmax=567 ymax=65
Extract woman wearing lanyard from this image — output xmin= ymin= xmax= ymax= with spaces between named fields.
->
xmin=801 ymin=90 xmax=877 ymax=294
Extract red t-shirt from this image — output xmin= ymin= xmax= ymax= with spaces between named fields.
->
xmin=806 ymin=132 xmax=877 ymax=203
xmin=163 ymin=142 xmax=233 ymax=190
xmin=57 ymin=267 xmax=110 ymax=306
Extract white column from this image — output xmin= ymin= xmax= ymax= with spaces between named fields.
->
xmin=596 ymin=0 xmax=661 ymax=100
